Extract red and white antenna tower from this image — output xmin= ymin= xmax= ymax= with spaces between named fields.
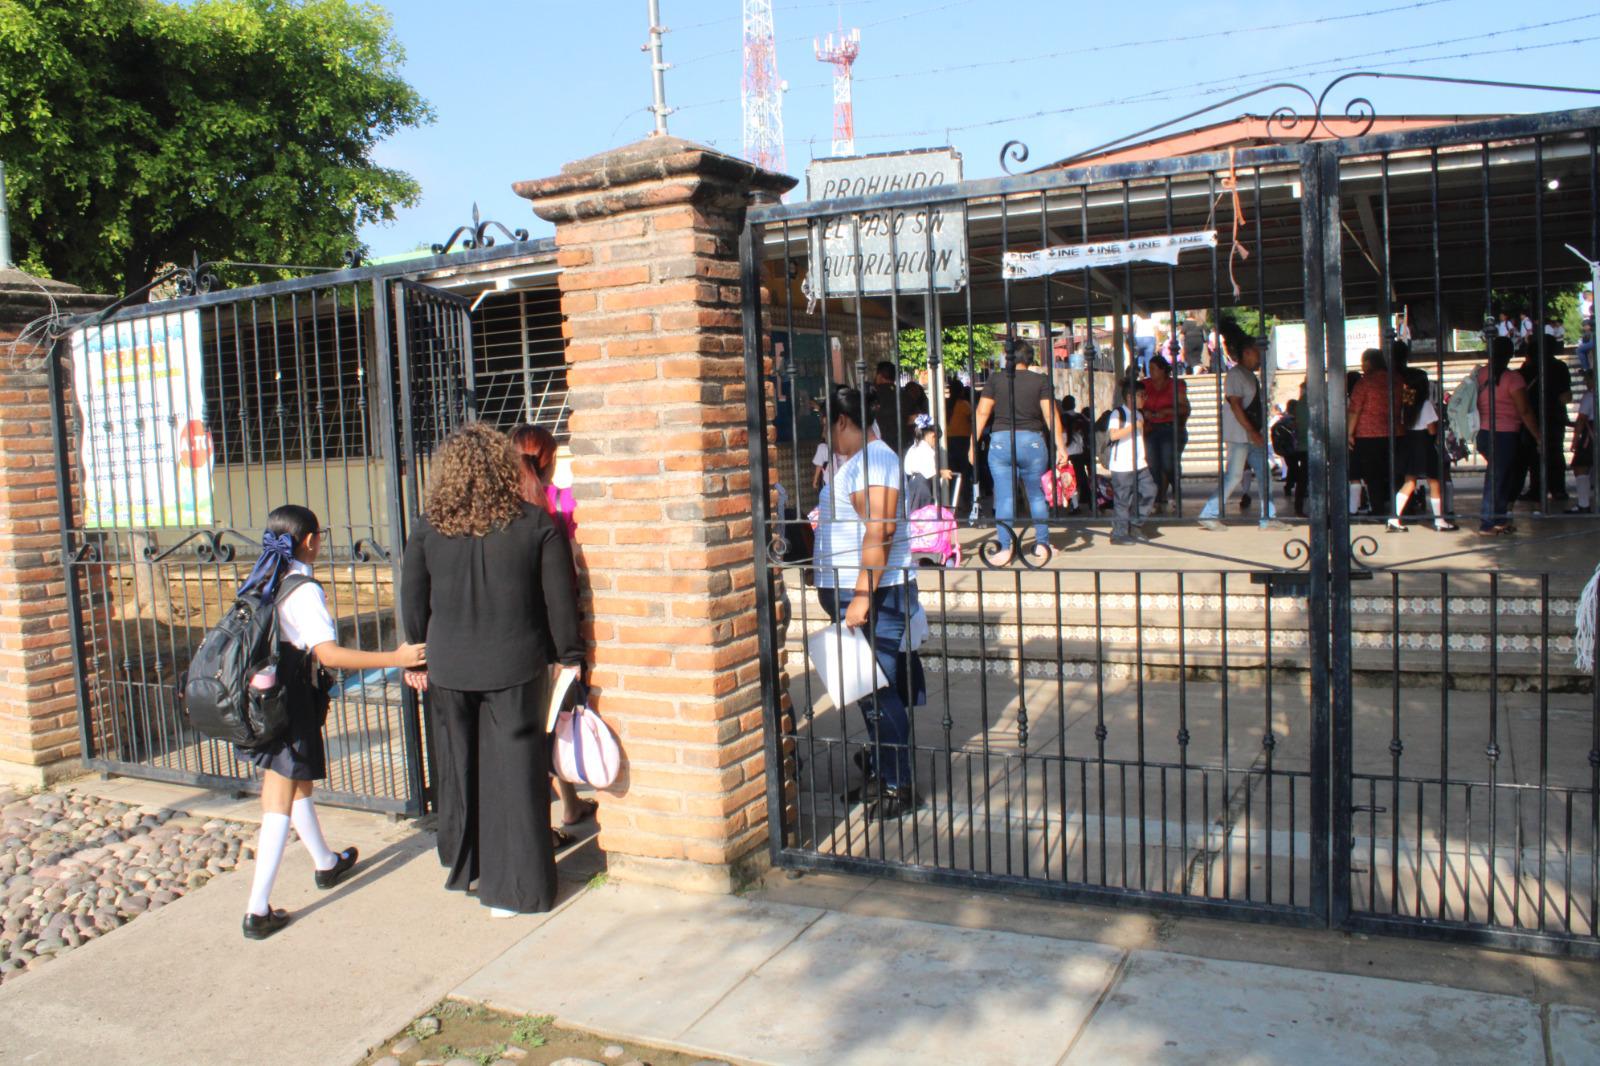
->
xmin=814 ymin=27 xmax=860 ymax=157
xmin=742 ymin=0 xmax=786 ymax=173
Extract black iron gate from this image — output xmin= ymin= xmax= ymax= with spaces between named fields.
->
xmin=50 ymin=262 xmax=483 ymax=814
xmin=740 ymin=96 xmax=1600 ymax=954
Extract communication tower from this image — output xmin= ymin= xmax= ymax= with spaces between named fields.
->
xmin=742 ymin=0 xmax=786 ymax=173
xmin=814 ymin=27 xmax=860 ymax=157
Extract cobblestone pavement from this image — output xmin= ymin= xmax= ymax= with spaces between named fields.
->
xmin=0 ymin=786 xmax=254 ymax=983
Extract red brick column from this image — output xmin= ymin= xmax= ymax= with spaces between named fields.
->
xmin=516 ymin=137 xmax=795 ymax=892
xmin=0 ymin=271 xmax=110 ymax=785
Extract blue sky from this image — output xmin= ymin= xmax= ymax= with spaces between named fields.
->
xmin=360 ymin=0 xmax=1600 ymax=257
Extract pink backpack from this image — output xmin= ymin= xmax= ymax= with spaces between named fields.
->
xmin=553 ymin=698 xmax=622 ymax=788
xmin=908 ymin=503 xmax=961 ymax=567
xmin=1041 ymin=462 xmax=1077 ymax=508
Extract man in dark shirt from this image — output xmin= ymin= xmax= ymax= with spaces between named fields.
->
xmin=1513 ymin=339 xmax=1575 ymax=502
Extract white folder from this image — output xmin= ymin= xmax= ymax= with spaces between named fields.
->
xmin=808 ymin=623 xmax=890 ymax=709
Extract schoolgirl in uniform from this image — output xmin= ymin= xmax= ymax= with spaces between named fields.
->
xmin=238 ymin=505 xmax=427 ymax=940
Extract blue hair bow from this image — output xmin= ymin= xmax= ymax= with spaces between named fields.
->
xmin=240 ymin=530 xmax=298 ymax=603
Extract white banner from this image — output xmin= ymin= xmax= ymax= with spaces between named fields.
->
xmin=1002 ymin=230 xmax=1217 ymax=280
xmin=70 ymin=310 xmax=214 ymax=529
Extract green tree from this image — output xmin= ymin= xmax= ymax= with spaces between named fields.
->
xmin=898 ymin=322 xmax=1003 ymax=375
xmin=0 ymin=0 xmax=432 ymax=294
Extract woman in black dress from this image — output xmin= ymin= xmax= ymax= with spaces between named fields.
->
xmin=402 ymin=424 xmax=584 ymax=917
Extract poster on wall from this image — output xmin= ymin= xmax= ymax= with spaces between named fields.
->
xmin=1271 ymin=317 xmax=1383 ymax=373
xmin=69 ymin=311 xmax=214 ymax=529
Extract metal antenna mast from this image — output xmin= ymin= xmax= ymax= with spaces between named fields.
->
xmin=814 ymin=26 xmax=860 ymax=157
xmin=645 ymin=0 xmax=672 ymax=136
xmin=742 ymin=0 xmax=786 ymax=172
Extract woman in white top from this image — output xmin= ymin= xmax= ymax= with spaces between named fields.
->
xmin=813 ymin=386 xmax=925 ymax=819
xmin=235 ymin=505 xmax=427 ymax=939
xmin=1391 ymin=368 xmax=1458 ymax=531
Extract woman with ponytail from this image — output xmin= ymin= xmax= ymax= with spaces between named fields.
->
xmin=237 ymin=505 xmax=427 ymax=940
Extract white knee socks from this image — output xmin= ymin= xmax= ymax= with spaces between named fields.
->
xmin=1349 ymin=484 xmax=1363 ymax=513
xmin=291 ymin=797 xmax=337 ymax=871
xmin=1579 ymin=478 xmax=1592 ymax=509
xmin=247 ymin=813 xmax=291 ymax=916
xmin=1393 ymin=491 xmax=1408 ymax=519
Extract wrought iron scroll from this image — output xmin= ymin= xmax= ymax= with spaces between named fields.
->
xmin=432 ymin=203 xmax=532 ymax=256
xmin=1034 ymin=72 xmax=1600 ymax=173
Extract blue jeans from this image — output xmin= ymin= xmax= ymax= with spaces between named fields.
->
xmin=1134 ymin=336 xmax=1156 ymax=374
xmin=987 ymin=430 xmax=1052 ymax=551
xmin=1199 ymin=442 xmax=1278 ymax=524
xmin=816 ymin=583 xmax=925 ymax=789
xmin=1477 ymin=429 xmax=1521 ymax=531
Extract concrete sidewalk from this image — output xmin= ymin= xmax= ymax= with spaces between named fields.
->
xmin=3 ymin=777 xmax=1598 ymax=1065
xmin=0 ymin=778 xmax=601 ymax=1066
xmin=457 ymin=872 xmax=1600 ymax=1066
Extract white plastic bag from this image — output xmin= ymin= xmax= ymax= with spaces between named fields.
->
xmin=808 ymin=623 xmax=890 ymax=709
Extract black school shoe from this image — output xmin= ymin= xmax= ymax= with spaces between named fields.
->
xmin=314 ymin=847 xmax=360 ymax=889
xmin=242 ymin=908 xmax=291 ymax=940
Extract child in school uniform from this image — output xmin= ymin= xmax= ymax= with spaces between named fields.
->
xmin=1106 ymin=378 xmax=1156 ymax=545
xmin=238 ymin=504 xmax=427 ymax=940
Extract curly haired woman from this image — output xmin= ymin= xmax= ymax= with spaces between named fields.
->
xmin=401 ymin=423 xmax=584 ymax=916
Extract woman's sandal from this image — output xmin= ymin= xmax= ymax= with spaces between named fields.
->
xmin=551 ymin=828 xmax=577 ymax=852
xmin=562 ymin=798 xmax=599 ymax=827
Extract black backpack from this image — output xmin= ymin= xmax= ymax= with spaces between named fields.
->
xmin=181 ymin=573 xmax=316 ymax=750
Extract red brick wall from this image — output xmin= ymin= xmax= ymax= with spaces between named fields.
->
xmin=518 ymin=137 xmax=796 ymax=889
xmin=0 ymin=324 xmax=81 ymax=776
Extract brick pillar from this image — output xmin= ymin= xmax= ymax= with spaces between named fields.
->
xmin=516 ymin=137 xmax=795 ymax=892
xmin=0 ymin=270 xmax=111 ymax=785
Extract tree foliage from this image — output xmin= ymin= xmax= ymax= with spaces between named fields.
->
xmin=898 ymin=323 xmax=1003 ymax=374
xmin=0 ymin=0 xmax=432 ymax=294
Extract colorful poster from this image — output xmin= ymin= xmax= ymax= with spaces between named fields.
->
xmin=69 ymin=311 xmax=214 ymax=529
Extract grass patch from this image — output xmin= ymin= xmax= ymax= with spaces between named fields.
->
xmin=512 ymin=1013 xmax=554 ymax=1048
xmin=586 ymin=872 xmax=609 ymax=890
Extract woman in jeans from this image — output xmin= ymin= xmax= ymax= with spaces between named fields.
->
xmin=969 ymin=341 xmax=1071 ymax=565
xmin=1141 ymin=354 xmax=1190 ymax=515
xmin=813 ymin=385 xmax=925 ymax=819
xmin=1475 ymin=336 xmax=1541 ymax=536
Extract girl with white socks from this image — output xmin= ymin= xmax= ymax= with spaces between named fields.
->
xmin=238 ymin=505 xmax=427 ymax=940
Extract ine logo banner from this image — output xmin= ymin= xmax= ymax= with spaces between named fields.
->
xmin=1002 ymin=230 xmax=1218 ymax=280
xmin=805 ymin=148 xmax=968 ymax=298
xmin=70 ymin=311 xmax=215 ymax=530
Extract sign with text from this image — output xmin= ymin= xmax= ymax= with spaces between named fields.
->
xmin=1271 ymin=316 xmax=1382 ymax=373
xmin=70 ymin=311 xmax=214 ymax=529
xmin=804 ymin=149 xmax=967 ymax=298
xmin=1002 ymin=230 xmax=1217 ymax=280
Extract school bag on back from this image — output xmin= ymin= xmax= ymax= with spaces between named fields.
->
xmin=181 ymin=573 xmax=315 ymax=750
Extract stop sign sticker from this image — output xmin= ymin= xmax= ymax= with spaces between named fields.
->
xmin=178 ymin=421 xmax=213 ymax=470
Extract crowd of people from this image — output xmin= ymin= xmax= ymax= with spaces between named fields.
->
xmin=810 ymin=295 xmax=1596 ymax=563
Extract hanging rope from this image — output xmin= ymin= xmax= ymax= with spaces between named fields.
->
xmin=1577 ymin=559 xmax=1600 ymax=672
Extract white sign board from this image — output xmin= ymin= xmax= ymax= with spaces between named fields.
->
xmin=1271 ymin=316 xmax=1383 ymax=373
xmin=805 ymin=149 xmax=967 ymax=298
xmin=70 ymin=311 xmax=215 ymax=529
xmin=1002 ymin=230 xmax=1217 ymax=280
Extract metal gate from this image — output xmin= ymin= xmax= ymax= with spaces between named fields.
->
xmin=740 ymin=94 xmax=1600 ymax=954
xmin=50 ymin=263 xmax=480 ymax=814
